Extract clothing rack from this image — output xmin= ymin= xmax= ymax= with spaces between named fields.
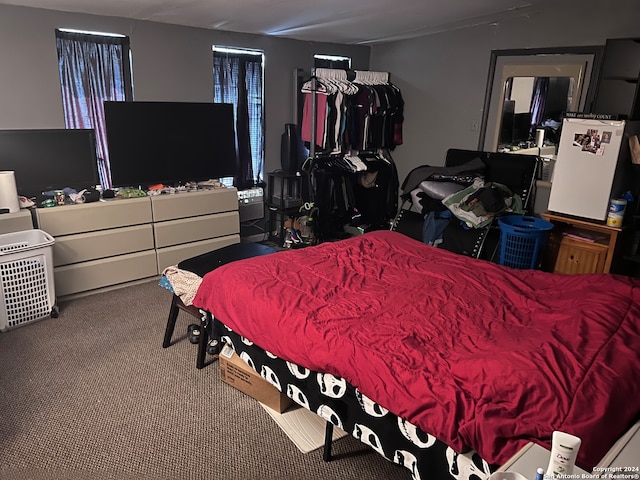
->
xmin=300 ymin=67 xmax=402 ymax=240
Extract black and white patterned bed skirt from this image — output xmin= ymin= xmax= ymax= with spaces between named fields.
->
xmin=208 ymin=314 xmax=496 ymax=480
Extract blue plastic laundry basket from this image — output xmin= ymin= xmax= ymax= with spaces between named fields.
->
xmin=497 ymin=215 xmax=554 ymax=269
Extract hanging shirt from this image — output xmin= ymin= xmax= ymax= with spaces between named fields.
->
xmin=301 ymin=91 xmax=328 ymax=148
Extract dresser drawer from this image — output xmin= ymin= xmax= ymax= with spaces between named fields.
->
xmin=37 ymin=197 xmax=152 ymax=236
xmin=156 ymin=235 xmax=239 ymax=273
xmin=0 ymin=210 xmax=33 ymax=234
xmin=593 ymin=79 xmax=639 ymax=117
xmin=54 ymin=250 xmax=158 ymax=297
xmin=52 ymin=224 xmax=155 ymax=267
xmin=153 ymin=211 xmax=239 ymax=248
xmin=601 ymin=38 xmax=640 ymax=79
xmin=150 ymin=188 xmax=238 ymax=221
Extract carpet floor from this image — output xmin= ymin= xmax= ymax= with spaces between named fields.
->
xmin=0 ymin=280 xmax=410 ymax=480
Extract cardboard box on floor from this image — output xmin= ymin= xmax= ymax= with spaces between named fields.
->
xmin=219 ymin=348 xmax=293 ymax=413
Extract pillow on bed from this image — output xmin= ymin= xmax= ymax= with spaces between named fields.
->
xmin=419 ymin=180 xmax=465 ymax=200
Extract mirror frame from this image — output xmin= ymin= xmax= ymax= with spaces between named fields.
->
xmin=479 ymin=46 xmax=605 ymax=152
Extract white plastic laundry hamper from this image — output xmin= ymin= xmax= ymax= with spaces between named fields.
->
xmin=0 ymin=229 xmax=57 ymax=331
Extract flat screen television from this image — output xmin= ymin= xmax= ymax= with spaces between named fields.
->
xmin=104 ymin=101 xmax=238 ymax=188
xmin=0 ymin=128 xmax=99 ymax=199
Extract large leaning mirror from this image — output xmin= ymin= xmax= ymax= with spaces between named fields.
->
xmin=480 ymin=47 xmax=602 ymax=154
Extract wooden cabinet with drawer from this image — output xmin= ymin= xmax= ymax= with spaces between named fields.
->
xmin=554 ymin=236 xmax=610 ymax=274
xmin=541 ymin=212 xmax=622 ymax=274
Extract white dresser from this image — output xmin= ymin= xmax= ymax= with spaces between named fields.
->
xmin=35 ymin=188 xmax=240 ymax=299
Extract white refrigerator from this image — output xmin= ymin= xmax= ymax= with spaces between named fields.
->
xmin=548 ymin=117 xmax=639 ymax=221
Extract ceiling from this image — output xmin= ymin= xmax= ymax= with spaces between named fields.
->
xmin=0 ymin=0 xmax=557 ymax=45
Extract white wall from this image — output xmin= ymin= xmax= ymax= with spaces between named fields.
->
xmin=0 ymin=3 xmax=370 ymax=177
xmin=2 ymin=1 xmax=640 ymax=197
xmin=370 ymin=0 xmax=640 ymax=187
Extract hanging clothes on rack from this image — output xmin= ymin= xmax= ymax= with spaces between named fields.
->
xmin=350 ymin=70 xmax=404 ymax=151
xmin=301 ymin=68 xmax=404 ymax=154
xmin=301 ymin=68 xmax=356 ymax=154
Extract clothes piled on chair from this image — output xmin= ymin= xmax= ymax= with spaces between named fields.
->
xmin=301 ymin=69 xmax=404 ymax=154
xmin=400 ymin=157 xmax=486 ymax=215
xmin=393 ymin=159 xmax=486 ymax=246
xmin=393 ymin=150 xmax=539 ymax=260
xmin=442 ymin=178 xmax=524 ymax=229
xmin=402 ymin=168 xmax=522 ymax=246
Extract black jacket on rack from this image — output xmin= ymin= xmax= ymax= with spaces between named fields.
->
xmin=309 ymin=152 xmax=398 ymax=241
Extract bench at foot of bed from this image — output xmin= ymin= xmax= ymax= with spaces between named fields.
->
xmin=162 ymin=242 xmax=278 ymax=369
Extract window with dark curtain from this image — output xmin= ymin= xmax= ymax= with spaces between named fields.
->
xmin=530 ymin=77 xmax=549 ymax=129
xmin=213 ymin=47 xmax=264 ymax=189
xmin=55 ymin=29 xmax=133 ymax=189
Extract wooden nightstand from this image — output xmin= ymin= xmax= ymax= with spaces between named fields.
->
xmin=541 ymin=212 xmax=622 ymax=274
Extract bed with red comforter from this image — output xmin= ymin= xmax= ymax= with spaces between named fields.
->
xmin=192 ymin=230 xmax=640 ymax=479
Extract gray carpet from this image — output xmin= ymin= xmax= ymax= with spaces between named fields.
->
xmin=0 ymin=280 xmax=410 ymax=480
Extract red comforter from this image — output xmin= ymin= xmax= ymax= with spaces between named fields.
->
xmin=193 ymin=230 xmax=640 ymax=469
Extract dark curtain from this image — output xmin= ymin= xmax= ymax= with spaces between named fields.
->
xmin=56 ymin=30 xmax=132 ymax=189
xmin=530 ymin=77 xmax=549 ymax=128
xmin=213 ymin=51 xmax=264 ymax=189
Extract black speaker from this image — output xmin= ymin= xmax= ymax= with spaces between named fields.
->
xmin=280 ymin=123 xmax=304 ymax=173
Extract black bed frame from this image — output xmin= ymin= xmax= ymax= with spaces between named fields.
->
xmin=206 ymin=314 xmax=496 ymax=480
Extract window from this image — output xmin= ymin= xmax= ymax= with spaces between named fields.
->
xmin=314 ymin=54 xmax=351 ymax=70
xmin=213 ymin=46 xmax=264 ymax=188
xmin=55 ymin=29 xmax=133 ymax=189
